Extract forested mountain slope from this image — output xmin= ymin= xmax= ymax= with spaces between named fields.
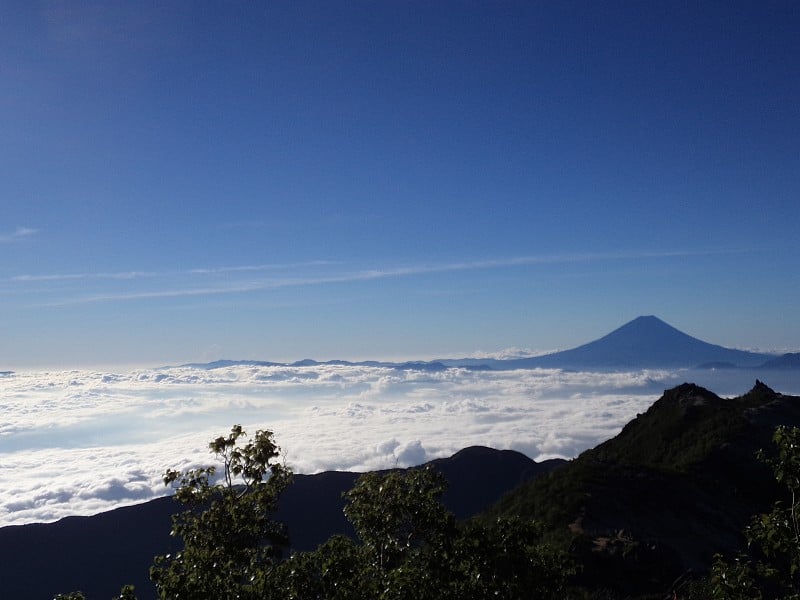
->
xmin=487 ymin=381 xmax=800 ymax=596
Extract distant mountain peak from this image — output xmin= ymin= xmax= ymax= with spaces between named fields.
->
xmin=632 ymin=314 xmax=661 ymax=322
xmin=605 ymin=314 xmax=686 ymax=335
xmin=498 ymin=316 xmax=773 ymax=369
xmin=176 ymin=316 xmax=779 ymax=373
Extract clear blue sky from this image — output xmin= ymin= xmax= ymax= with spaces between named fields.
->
xmin=1 ymin=1 xmax=798 ymax=369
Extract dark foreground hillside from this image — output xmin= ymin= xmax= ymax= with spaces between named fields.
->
xmin=487 ymin=380 xmax=800 ymax=597
xmin=0 ymin=446 xmax=561 ymax=600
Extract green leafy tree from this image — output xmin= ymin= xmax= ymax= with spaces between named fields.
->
xmin=270 ymin=466 xmax=572 ymax=600
xmin=343 ymin=467 xmax=456 ymax=600
xmin=150 ymin=425 xmax=292 ymax=600
xmin=115 ymin=586 xmax=138 ymax=600
xmin=344 ymin=467 xmax=453 ymax=574
xmin=267 ymin=534 xmax=367 ymax=600
xmin=449 ymin=517 xmax=572 ymax=599
xmin=712 ymin=426 xmax=800 ymax=599
xmin=53 ymin=586 xmax=137 ymax=600
xmin=56 ymin=430 xmax=571 ymax=600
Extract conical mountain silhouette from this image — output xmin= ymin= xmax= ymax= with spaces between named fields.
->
xmin=499 ymin=315 xmax=771 ymax=369
xmin=180 ymin=316 xmax=777 ymax=372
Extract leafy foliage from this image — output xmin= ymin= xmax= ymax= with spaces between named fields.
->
xmin=712 ymin=426 xmax=800 ymax=599
xmin=53 ymin=585 xmax=137 ymax=600
xmin=50 ymin=427 xmax=577 ymax=599
xmin=150 ymin=425 xmax=292 ymax=600
xmin=116 ymin=586 xmax=138 ymax=600
xmin=343 ymin=468 xmax=453 ymax=572
xmin=269 ymin=466 xmax=572 ymax=599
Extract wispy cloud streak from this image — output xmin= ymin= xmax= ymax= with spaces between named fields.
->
xmin=37 ymin=249 xmax=725 ymax=307
xmin=13 ymin=271 xmax=154 ymax=282
xmin=187 ymin=260 xmax=340 ymax=275
xmin=12 ymin=261 xmax=340 ymax=283
xmin=0 ymin=227 xmax=38 ymax=243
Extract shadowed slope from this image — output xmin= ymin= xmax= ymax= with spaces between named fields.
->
xmin=487 ymin=381 xmax=800 ymax=596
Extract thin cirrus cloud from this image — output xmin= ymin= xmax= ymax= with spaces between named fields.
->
xmin=187 ymin=260 xmax=340 ymax=275
xmin=24 ymin=249 xmax=716 ymax=307
xmin=0 ymin=227 xmax=38 ymax=243
xmin=13 ymin=271 xmax=155 ymax=282
xmin=2 ymin=362 xmax=794 ymax=527
xmin=12 ymin=260 xmax=338 ymax=282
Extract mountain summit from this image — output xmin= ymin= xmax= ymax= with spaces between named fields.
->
xmin=497 ymin=315 xmax=772 ymax=369
xmin=487 ymin=381 xmax=800 ymax=596
xmin=180 ymin=316 xmax=777 ymax=372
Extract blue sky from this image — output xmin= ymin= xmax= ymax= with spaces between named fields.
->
xmin=1 ymin=1 xmax=798 ymax=368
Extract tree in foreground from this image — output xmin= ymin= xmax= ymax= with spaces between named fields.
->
xmin=58 ymin=426 xmax=570 ymax=599
xmin=150 ymin=425 xmax=292 ymax=600
xmin=54 ymin=586 xmax=137 ymax=600
xmin=269 ymin=466 xmax=572 ymax=599
xmin=712 ymin=425 xmax=800 ymax=599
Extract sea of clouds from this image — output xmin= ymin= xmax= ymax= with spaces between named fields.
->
xmin=1 ymin=364 xmax=798 ymax=527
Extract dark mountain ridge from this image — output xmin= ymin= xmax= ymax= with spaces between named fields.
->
xmin=175 ymin=358 xmax=458 ymax=373
xmin=760 ymin=352 xmax=800 ymax=369
xmin=487 ymin=380 xmax=800 ymax=596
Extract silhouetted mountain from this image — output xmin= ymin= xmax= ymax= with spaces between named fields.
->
xmin=180 ymin=317 xmax=775 ymax=373
xmin=759 ymin=352 xmax=800 ymax=369
xmin=177 ymin=358 xmax=450 ymax=372
xmin=0 ymin=447 xmax=560 ymax=600
xmin=495 ymin=315 xmax=773 ymax=369
xmin=486 ymin=381 xmax=800 ymax=597
xmin=177 ymin=359 xmax=284 ymax=369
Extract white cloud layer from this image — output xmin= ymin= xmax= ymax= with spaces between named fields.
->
xmin=0 ymin=365 xmax=798 ymax=526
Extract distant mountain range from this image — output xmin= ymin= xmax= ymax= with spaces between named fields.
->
xmin=177 ymin=316 xmax=788 ymax=371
